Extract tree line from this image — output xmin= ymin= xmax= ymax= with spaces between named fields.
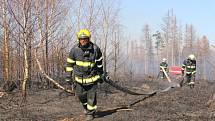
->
xmin=130 ymin=9 xmax=214 ymax=80
xmin=0 ymin=1 xmax=214 ymax=95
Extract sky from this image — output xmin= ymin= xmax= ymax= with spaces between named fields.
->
xmin=121 ymin=0 xmax=215 ymax=45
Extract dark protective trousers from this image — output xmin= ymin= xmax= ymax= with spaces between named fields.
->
xmin=185 ymin=74 xmax=195 ymax=83
xmin=74 ymin=82 xmax=97 ymax=114
xmin=160 ymin=69 xmax=167 ymax=79
xmin=180 ymin=73 xmax=195 ymax=87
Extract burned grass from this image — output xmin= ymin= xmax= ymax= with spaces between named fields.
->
xmin=0 ymin=79 xmax=214 ymax=121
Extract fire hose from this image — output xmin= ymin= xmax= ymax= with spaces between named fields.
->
xmin=103 ymin=78 xmax=157 ymax=95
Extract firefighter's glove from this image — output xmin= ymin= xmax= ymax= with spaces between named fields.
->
xmin=181 ymin=70 xmax=184 ymax=76
xmin=100 ymin=73 xmax=109 ymax=83
xmin=99 ymin=74 xmax=105 ymax=83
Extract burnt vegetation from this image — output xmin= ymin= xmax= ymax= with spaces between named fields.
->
xmin=0 ymin=0 xmax=215 ymax=120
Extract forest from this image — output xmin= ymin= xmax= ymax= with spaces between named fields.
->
xmin=0 ymin=0 xmax=214 ymax=121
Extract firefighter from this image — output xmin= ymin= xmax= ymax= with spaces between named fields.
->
xmin=160 ymin=58 xmax=168 ymax=79
xmin=181 ymin=54 xmax=196 ymax=87
xmin=65 ymin=29 xmax=105 ymax=120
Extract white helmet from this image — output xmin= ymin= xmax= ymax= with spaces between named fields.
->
xmin=162 ymin=58 xmax=167 ymax=62
xmin=188 ymin=54 xmax=196 ymax=60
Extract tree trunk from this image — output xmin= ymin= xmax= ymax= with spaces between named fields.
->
xmin=2 ymin=0 xmax=9 ymax=82
xmin=22 ymin=0 xmax=29 ymax=100
xmin=23 ymin=38 xmax=29 ymax=99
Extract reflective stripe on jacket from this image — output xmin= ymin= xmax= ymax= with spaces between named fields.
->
xmin=182 ymin=59 xmax=196 ymax=74
xmin=66 ymin=42 xmax=103 ymax=84
xmin=74 ymin=75 xmax=100 ymax=84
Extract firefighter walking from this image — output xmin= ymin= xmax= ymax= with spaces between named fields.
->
xmin=180 ymin=54 xmax=196 ymax=88
xmin=159 ymin=58 xmax=168 ymax=79
xmin=65 ymin=29 xmax=105 ymax=120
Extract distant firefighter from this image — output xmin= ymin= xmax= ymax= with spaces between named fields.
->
xmin=159 ymin=58 xmax=168 ymax=79
xmin=180 ymin=54 xmax=196 ymax=88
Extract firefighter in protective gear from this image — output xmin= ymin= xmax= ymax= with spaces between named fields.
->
xmin=181 ymin=54 xmax=196 ymax=87
xmin=65 ymin=29 xmax=104 ymax=120
xmin=160 ymin=58 xmax=168 ymax=79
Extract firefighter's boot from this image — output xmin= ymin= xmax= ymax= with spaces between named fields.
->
xmin=85 ymin=114 xmax=94 ymax=121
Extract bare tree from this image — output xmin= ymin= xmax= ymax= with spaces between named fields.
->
xmin=161 ymin=9 xmax=181 ymax=66
xmin=161 ymin=10 xmax=171 ymax=60
xmin=98 ymin=0 xmax=120 ymax=74
xmin=142 ymin=24 xmax=154 ymax=76
xmin=2 ymin=0 xmax=9 ymax=82
xmin=197 ymin=36 xmax=209 ymax=79
xmin=182 ymin=24 xmax=196 ymax=58
xmin=111 ymin=24 xmax=127 ymax=80
xmin=5 ymin=0 xmax=70 ymax=99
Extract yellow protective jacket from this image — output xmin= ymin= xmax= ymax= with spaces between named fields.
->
xmin=66 ymin=42 xmax=103 ymax=84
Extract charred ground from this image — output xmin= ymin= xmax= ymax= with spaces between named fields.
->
xmin=0 ymin=79 xmax=214 ymax=121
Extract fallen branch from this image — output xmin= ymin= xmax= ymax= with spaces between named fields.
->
xmin=34 ymin=42 xmax=74 ymax=95
xmin=98 ymin=106 xmax=133 ymax=113
xmin=35 ymin=54 xmax=74 ymax=95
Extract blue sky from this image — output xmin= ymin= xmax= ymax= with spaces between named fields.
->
xmin=121 ymin=0 xmax=215 ymax=44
